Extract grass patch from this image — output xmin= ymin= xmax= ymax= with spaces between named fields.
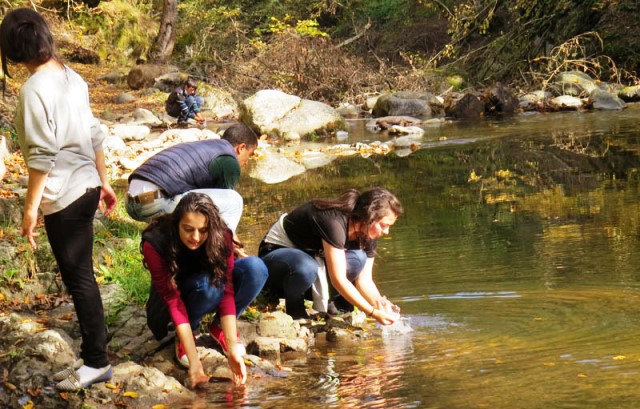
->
xmin=95 ymin=194 xmax=149 ymax=306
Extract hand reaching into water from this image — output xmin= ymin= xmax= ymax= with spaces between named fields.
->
xmin=186 ymin=362 xmax=211 ymax=389
xmin=376 ymin=296 xmax=400 ymax=318
xmin=227 ymin=350 xmax=247 ymax=385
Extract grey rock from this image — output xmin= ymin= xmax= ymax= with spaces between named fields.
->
xmin=590 ymin=88 xmax=626 ymax=110
xmin=113 ymin=92 xmax=136 ymax=104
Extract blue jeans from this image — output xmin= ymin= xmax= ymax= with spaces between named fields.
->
xmin=179 ymin=95 xmax=204 ymax=123
xmin=177 ymin=256 xmax=268 ymax=330
xmin=260 ymin=248 xmax=367 ymax=318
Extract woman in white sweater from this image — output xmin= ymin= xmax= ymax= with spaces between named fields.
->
xmin=0 ymin=8 xmax=117 ymax=391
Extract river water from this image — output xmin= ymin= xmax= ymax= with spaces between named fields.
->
xmin=195 ymin=105 xmax=640 ymax=408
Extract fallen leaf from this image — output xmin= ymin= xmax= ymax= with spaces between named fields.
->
xmin=123 ymin=391 xmax=139 ymax=398
xmin=152 ymin=405 xmax=168 ymax=409
xmin=27 ymin=387 xmax=41 ymax=397
xmin=4 ymin=381 xmax=16 ymax=391
xmin=21 ymin=401 xmax=33 ymax=409
xmin=105 ymin=383 xmax=118 ymax=389
xmin=577 ymin=374 xmax=588 ymax=378
xmin=613 ymin=355 xmax=626 ymax=361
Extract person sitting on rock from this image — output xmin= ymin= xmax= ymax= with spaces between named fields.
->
xmin=165 ymin=77 xmax=205 ymax=126
xmin=142 ymin=192 xmax=267 ymax=388
xmin=258 ymin=187 xmax=403 ymax=323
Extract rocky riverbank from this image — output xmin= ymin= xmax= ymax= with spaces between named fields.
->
xmin=1 ymin=61 xmax=638 ymax=408
xmin=0 ymin=275 xmax=379 ymax=408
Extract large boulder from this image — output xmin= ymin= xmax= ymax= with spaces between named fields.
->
xmin=240 ymin=90 xmax=346 ymax=139
xmin=153 ymin=71 xmax=189 ymax=93
xmin=549 ymin=95 xmax=584 ymax=110
xmin=444 ymin=92 xmax=484 ymax=118
xmin=554 ymin=71 xmax=598 ymax=96
xmin=618 ymin=85 xmax=640 ymax=102
xmin=198 ymin=84 xmax=240 ymax=119
xmin=372 ymin=92 xmax=441 ymax=119
xmin=127 ymin=63 xmax=179 ymax=90
xmin=482 ymin=84 xmax=519 ymax=115
xmin=519 ymin=90 xmax=553 ymax=111
xmin=590 ymin=88 xmax=626 ymax=110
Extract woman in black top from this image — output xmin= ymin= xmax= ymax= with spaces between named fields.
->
xmin=259 ymin=187 xmax=403 ymax=323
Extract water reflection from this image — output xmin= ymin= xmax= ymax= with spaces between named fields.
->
xmin=211 ymin=105 xmax=640 ymax=408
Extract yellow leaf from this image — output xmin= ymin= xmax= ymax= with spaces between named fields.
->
xmin=152 ymin=405 xmax=168 ymax=409
xmin=105 ymin=383 xmax=117 ymax=389
xmin=543 ymin=362 xmax=556 ymax=367
xmin=577 ymin=373 xmax=588 ymax=378
xmin=4 ymin=382 xmax=17 ymax=391
xmin=613 ymin=355 xmax=626 ymax=361
xmin=533 ymin=317 xmax=543 ymax=321
xmin=123 ymin=391 xmax=139 ymax=398
xmin=21 ymin=401 xmax=33 ymax=409
xmin=468 ymin=170 xmax=481 ymax=183
xmin=373 ymin=355 xmax=385 ymax=361
xmin=0 ymin=294 xmax=4 ymax=301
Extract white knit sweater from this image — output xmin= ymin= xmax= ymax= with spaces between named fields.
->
xmin=14 ymin=66 xmax=104 ymax=215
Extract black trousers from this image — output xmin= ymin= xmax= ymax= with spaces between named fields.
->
xmin=44 ymin=187 xmax=109 ymax=368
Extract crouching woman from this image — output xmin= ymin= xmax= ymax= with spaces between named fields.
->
xmin=141 ymin=192 xmax=267 ymax=388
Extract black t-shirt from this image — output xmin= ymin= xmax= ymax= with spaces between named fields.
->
xmin=283 ymin=202 xmax=377 ymax=257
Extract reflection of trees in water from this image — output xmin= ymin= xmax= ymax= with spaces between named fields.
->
xmin=325 ymin=334 xmax=413 ymax=408
xmin=551 ymin=130 xmax=609 ymax=157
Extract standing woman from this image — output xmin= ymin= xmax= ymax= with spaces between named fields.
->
xmin=142 ymin=192 xmax=267 ymax=388
xmin=259 ymin=187 xmax=403 ymax=323
xmin=0 ymin=8 xmax=117 ymax=391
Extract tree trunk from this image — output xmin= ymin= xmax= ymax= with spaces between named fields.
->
xmin=150 ymin=0 xmax=178 ymax=63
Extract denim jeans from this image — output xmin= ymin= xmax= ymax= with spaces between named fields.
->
xmin=44 ymin=187 xmax=109 ymax=368
xmin=125 ymin=188 xmax=243 ymax=232
xmin=261 ymin=247 xmax=367 ymax=317
xmin=178 ymin=95 xmax=204 ymax=123
xmin=176 ymin=256 xmax=268 ymax=330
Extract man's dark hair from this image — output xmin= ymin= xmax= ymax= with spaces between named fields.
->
xmin=185 ymin=77 xmax=198 ymax=89
xmin=222 ymin=123 xmax=258 ymax=147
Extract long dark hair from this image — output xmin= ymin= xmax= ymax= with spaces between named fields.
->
xmin=312 ymin=187 xmax=403 ymax=244
xmin=143 ymin=192 xmax=231 ymax=286
xmin=0 ymin=8 xmax=62 ymax=79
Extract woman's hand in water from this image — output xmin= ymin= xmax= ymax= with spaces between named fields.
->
xmin=187 ymin=361 xmax=211 ymax=389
